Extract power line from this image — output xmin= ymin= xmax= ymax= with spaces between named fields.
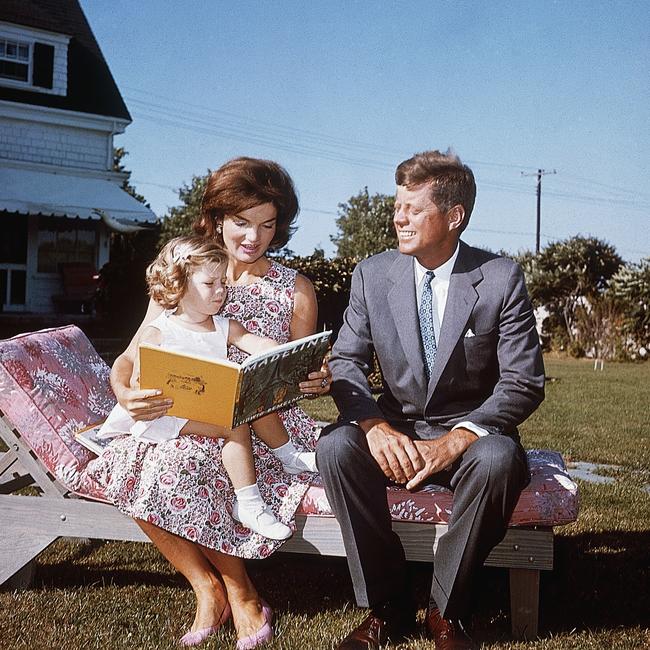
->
xmin=121 ymin=90 xmax=649 ymax=218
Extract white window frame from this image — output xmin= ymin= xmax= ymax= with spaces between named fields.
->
xmin=0 ymin=22 xmax=69 ymax=93
xmin=0 ymin=37 xmax=32 ymax=87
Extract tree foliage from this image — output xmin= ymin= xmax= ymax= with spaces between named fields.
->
xmin=331 ymin=188 xmax=396 ymax=259
xmin=516 ymin=236 xmax=623 ymax=348
xmin=281 ymin=253 xmax=356 ymax=335
xmin=113 ymin=147 xmax=149 ymax=206
xmin=158 ymin=173 xmax=209 ymax=246
xmin=95 ymin=149 xmax=158 ymax=336
xmin=608 ymin=257 xmax=650 ymax=352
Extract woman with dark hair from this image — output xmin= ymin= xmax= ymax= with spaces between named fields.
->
xmin=99 ymin=157 xmax=330 ymax=648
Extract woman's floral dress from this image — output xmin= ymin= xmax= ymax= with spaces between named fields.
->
xmin=85 ymin=261 xmax=319 ymax=559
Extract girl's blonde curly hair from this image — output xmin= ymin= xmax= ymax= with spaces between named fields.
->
xmin=146 ymin=236 xmax=228 ymax=310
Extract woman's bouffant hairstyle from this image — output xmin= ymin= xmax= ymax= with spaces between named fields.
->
xmin=146 ymin=236 xmax=228 ymax=310
xmin=194 ymin=157 xmax=299 ymax=251
xmin=395 ymin=149 xmax=476 ymax=232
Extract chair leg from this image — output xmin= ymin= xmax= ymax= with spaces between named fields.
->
xmin=0 ymin=532 xmax=57 ymax=588
xmin=509 ymin=567 xmax=540 ymax=639
xmin=3 ymin=560 xmax=36 ymax=590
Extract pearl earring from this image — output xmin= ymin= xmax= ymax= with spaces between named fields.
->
xmin=216 ymin=223 xmax=223 ymax=234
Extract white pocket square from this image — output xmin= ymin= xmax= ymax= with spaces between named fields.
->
xmin=464 ymin=329 xmax=475 ymax=338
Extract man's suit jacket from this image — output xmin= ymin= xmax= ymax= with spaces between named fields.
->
xmin=329 ymin=241 xmax=545 ymax=439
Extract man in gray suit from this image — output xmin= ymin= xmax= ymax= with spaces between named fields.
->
xmin=316 ymin=150 xmax=545 ymax=649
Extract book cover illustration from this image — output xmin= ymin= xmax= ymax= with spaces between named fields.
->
xmin=236 ymin=332 xmax=331 ymax=425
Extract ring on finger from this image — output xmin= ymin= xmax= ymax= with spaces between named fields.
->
xmin=320 ymin=377 xmax=329 ymax=388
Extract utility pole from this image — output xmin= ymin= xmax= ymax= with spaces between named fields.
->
xmin=521 ymin=168 xmax=556 ymax=253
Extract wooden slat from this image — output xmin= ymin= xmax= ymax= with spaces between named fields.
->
xmin=0 ymin=531 xmax=57 ymax=585
xmin=0 ymin=449 xmax=19 ymax=476
xmin=0 ymin=417 xmax=66 ymax=497
xmin=284 ymin=515 xmax=554 ymax=571
xmin=0 ymin=494 xmax=148 ymax=543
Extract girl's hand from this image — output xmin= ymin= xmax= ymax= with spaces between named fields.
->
xmin=299 ymin=360 xmax=332 ymax=399
xmin=117 ymin=387 xmax=173 ymax=421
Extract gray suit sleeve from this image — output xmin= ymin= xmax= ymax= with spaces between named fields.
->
xmin=328 ymin=264 xmax=385 ymax=423
xmin=463 ymin=263 xmax=545 ymax=433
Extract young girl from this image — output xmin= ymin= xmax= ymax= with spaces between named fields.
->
xmin=97 ymin=235 xmax=316 ymax=540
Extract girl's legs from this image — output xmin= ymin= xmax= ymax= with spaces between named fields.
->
xmin=252 ymin=413 xmax=317 ymax=473
xmin=182 ymin=421 xmax=291 ymax=540
xmin=135 ymin=519 xmax=228 ymax=633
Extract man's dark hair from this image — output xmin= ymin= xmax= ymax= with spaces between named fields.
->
xmin=395 ymin=149 xmax=476 ymax=232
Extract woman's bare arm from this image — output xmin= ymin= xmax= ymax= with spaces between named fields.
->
xmin=110 ymin=299 xmax=172 ymax=420
xmin=290 ymin=273 xmax=331 ymax=396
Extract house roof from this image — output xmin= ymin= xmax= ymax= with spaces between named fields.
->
xmin=0 ymin=0 xmax=130 ymax=120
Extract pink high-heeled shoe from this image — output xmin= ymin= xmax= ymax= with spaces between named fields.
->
xmin=235 ymin=600 xmax=274 ymax=650
xmin=180 ymin=602 xmax=232 ymax=647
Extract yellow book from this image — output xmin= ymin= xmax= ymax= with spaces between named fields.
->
xmin=139 ymin=330 xmax=331 ymax=429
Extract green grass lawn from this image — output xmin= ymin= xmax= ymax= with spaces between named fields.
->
xmin=2 ymin=357 xmax=649 ymax=649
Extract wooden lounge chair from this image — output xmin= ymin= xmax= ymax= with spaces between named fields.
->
xmin=0 ymin=325 xmax=578 ymax=639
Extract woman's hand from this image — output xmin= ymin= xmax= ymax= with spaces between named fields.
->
xmin=299 ymin=360 xmax=332 ymax=398
xmin=116 ymin=386 xmax=173 ymax=421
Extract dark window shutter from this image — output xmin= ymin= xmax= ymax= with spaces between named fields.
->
xmin=32 ymin=43 xmax=54 ymax=89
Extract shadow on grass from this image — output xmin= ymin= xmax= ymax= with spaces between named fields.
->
xmin=28 ymin=530 xmax=650 ymax=640
xmin=543 ymin=531 xmax=650 ymax=631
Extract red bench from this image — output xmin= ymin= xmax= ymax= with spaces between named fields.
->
xmin=0 ymin=325 xmax=578 ymax=639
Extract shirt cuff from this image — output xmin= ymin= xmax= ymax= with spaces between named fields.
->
xmin=452 ymin=421 xmax=490 ymax=438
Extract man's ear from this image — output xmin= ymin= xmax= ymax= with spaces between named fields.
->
xmin=447 ymin=205 xmax=465 ymax=231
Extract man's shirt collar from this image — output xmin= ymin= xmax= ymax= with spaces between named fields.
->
xmin=413 ymin=244 xmax=460 ymax=286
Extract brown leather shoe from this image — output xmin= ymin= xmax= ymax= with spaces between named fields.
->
xmin=425 ymin=607 xmax=476 ymax=650
xmin=336 ymin=607 xmax=415 ymax=649
xmin=336 ymin=613 xmax=387 ymax=649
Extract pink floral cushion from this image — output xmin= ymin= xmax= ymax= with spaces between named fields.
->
xmin=299 ymin=449 xmax=579 ymax=526
xmin=0 ymin=325 xmax=114 ymax=499
xmin=0 ymin=326 xmax=578 ymax=527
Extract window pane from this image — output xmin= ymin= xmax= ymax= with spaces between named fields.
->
xmin=37 ymin=217 xmax=97 ymax=273
xmin=76 ymin=229 xmax=97 ymax=266
xmin=0 ymin=60 xmax=29 ymax=82
xmin=0 ymin=270 xmax=6 ymax=312
xmin=0 ymin=41 xmax=5 ymax=57
xmin=0 ymin=214 xmax=27 ymax=264
xmin=18 ymin=44 xmax=29 ymax=60
xmin=10 ymin=270 xmax=26 ymax=305
xmin=6 ymin=42 xmax=16 ymax=58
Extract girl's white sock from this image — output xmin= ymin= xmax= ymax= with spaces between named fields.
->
xmin=271 ymin=440 xmax=317 ymax=474
xmin=234 ymin=483 xmax=265 ymax=507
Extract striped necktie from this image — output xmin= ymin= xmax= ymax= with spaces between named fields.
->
xmin=418 ymin=270 xmax=437 ymax=380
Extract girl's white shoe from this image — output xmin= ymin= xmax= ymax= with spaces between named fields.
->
xmin=232 ymin=500 xmax=292 ymax=540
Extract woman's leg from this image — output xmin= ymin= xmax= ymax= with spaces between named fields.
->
xmin=200 ymin=545 xmax=269 ymax=641
xmin=135 ymin=519 xmax=229 ymax=633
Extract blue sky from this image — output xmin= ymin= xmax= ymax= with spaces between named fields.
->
xmin=81 ymin=1 xmax=649 ymax=262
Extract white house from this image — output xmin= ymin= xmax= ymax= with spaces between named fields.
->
xmin=0 ymin=0 xmax=156 ymax=314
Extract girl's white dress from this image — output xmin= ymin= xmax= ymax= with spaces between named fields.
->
xmin=96 ymin=311 xmax=230 ymax=442
xmin=85 ymin=261 xmax=318 ymax=559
